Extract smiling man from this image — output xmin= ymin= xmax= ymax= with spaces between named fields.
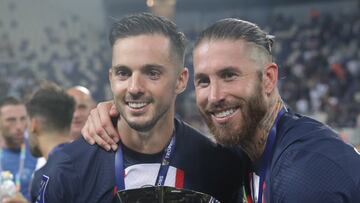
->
xmin=192 ymin=18 xmax=360 ymax=203
xmin=31 ymin=13 xmax=244 ymax=203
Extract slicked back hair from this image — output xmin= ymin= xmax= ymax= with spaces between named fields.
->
xmin=109 ymin=12 xmax=186 ymax=67
xmin=194 ymin=18 xmax=274 ymax=62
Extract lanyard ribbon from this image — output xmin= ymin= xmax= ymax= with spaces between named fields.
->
xmin=252 ymin=108 xmax=286 ymax=203
xmin=0 ymin=143 xmax=26 ymax=191
xmin=115 ymin=133 xmax=176 ymax=191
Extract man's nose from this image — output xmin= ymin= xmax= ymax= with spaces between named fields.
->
xmin=208 ymin=81 xmax=225 ymax=104
xmin=128 ymin=73 xmax=145 ymax=98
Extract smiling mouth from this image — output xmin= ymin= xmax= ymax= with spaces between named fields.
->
xmin=127 ymin=102 xmax=149 ymax=109
xmin=212 ymin=108 xmax=237 ymax=118
xmin=212 ymin=108 xmax=236 ymax=118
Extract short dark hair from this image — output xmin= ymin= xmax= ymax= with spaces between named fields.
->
xmin=26 ymin=83 xmax=75 ymax=132
xmin=194 ymin=18 xmax=274 ymax=61
xmin=0 ymin=97 xmax=22 ymax=109
xmin=109 ymin=12 xmax=186 ymax=66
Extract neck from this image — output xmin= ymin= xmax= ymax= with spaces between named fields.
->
xmin=38 ymin=132 xmax=71 ymax=159
xmin=118 ymin=114 xmax=175 ymax=154
xmin=240 ymin=95 xmax=284 ymax=162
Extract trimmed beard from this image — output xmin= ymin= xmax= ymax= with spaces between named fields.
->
xmin=202 ymin=82 xmax=267 ymax=147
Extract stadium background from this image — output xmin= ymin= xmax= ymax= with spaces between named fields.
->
xmin=0 ymin=0 xmax=359 ymax=145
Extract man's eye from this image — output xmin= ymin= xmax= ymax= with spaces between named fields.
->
xmin=147 ymin=70 xmax=161 ymax=80
xmin=114 ymin=69 xmax=131 ymax=80
xmin=195 ymin=77 xmax=210 ymax=88
xmin=221 ymin=72 xmax=237 ymax=80
xmin=116 ymin=70 xmax=129 ymax=76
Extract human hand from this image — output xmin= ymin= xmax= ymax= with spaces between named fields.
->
xmin=2 ymin=192 xmax=29 ymax=203
xmin=82 ymin=100 xmax=120 ymax=151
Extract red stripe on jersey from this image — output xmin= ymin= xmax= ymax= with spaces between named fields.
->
xmin=175 ymin=169 xmax=184 ymax=188
xmin=114 ymin=186 xmax=118 ymax=195
xmin=247 ymin=194 xmax=253 ymax=203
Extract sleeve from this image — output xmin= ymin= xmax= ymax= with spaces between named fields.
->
xmin=38 ymin=152 xmax=79 ymax=203
xmin=271 ymin=150 xmax=360 ymax=203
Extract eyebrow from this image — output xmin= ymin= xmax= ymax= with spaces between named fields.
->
xmin=194 ymin=72 xmax=207 ymax=81
xmin=142 ymin=63 xmax=166 ymax=71
xmin=217 ymin=66 xmax=242 ymax=76
xmin=111 ymin=65 xmax=128 ymax=70
xmin=194 ymin=66 xmax=242 ymax=80
xmin=111 ymin=63 xmax=166 ymax=72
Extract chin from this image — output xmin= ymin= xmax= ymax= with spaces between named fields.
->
xmin=213 ymin=126 xmax=244 ymax=147
xmin=126 ymin=118 xmax=157 ymax=132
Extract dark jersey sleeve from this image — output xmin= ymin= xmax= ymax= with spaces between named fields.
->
xmin=271 ymin=149 xmax=360 ymax=203
xmin=36 ymin=151 xmax=79 ymax=203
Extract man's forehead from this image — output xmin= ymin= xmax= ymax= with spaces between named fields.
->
xmin=0 ymin=104 xmax=27 ymax=116
xmin=194 ymin=40 xmax=247 ymax=66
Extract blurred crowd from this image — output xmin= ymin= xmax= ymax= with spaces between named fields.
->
xmin=0 ymin=1 xmax=111 ymax=102
xmin=181 ymin=10 xmax=360 ymax=133
xmin=0 ymin=2 xmax=359 ymax=134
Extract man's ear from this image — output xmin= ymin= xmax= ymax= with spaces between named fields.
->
xmin=175 ymin=67 xmax=189 ymax=94
xmin=263 ymin=63 xmax=278 ymax=95
xmin=29 ymin=117 xmax=41 ymax=135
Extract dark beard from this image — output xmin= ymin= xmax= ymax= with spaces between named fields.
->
xmin=203 ymin=83 xmax=267 ymax=147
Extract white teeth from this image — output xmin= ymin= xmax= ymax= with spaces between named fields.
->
xmin=128 ymin=102 xmax=147 ymax=109
xmin=214 ymin=109 xmax=236 ymax=118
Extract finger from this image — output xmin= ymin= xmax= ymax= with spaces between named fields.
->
xmin=93 ymin=132 xmax=111 ymax=151
xmin=109 ymin=101 xmax=120 ymax=117
xmin=89 ymin=109 xmax=114 ymax=149
xmin=92 ymin=106 xmax=117 ymax=145
xmin=98 ymin=101 xmax=120 ymax=144
xmin=82 ymin=119 xmax=95 ymax=145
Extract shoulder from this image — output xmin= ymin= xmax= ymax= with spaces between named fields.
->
xmin=50 ymin=138 xmax=115 ymax=181
xmin=278 ymin=112 xmax=339 ymax=143
xmin=272 ymin=119 xmax=360 ymax=202
xmin=59 ymin=137 xmax=115 ymax=164
xmin=32 ymin=139 xmax=116 ymax=203
xmin=175 ymin=117 xmax=216 ymax=149
xmin=276 ymin=112 xmax=348 ymax=160
xmin=272 ymin=149 xmax=360 ymax=202
xmin=31 ymin=150 xmax=79 ymax=203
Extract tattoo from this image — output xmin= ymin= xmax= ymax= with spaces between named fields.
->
xmin=242 ymin=97 xmax=284 ymax=162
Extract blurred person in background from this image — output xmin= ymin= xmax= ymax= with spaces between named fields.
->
xmin=33 ymin=13 xmax=243 ymax=203
xmin=25 ymin=83 xmax=75 ymax=203
xmin=349 ymin=113 xmax=360 ymax=152
xmin=0 ymin=97 xmax=37 ymax=202
xmin=66 ymin=86 xmax=95 ymax=140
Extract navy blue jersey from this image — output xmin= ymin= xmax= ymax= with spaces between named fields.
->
xmin=246 ymin=110 xmax=360 ymax=203
xmin=31 ymin=118 xmax=244 ymax=203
